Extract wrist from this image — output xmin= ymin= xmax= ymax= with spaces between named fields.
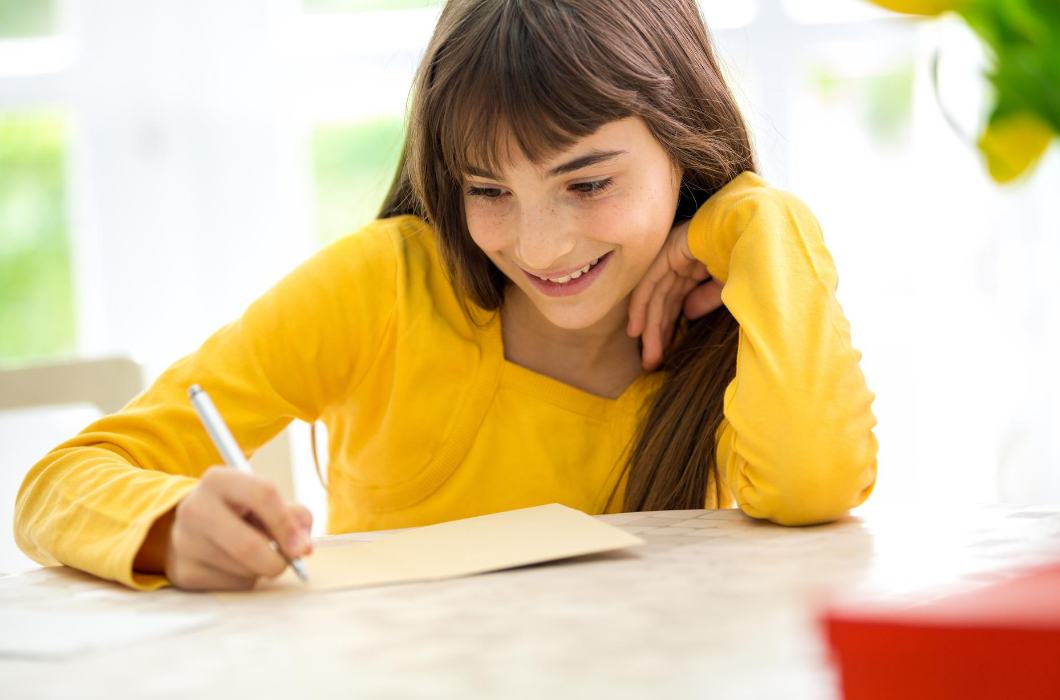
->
xmin=133 ymin=505 xmax=177 ymax=575
xmin=677 ymin=218 xmax=695 ymax=262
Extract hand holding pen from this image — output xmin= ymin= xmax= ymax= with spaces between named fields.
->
xmin=151 ymin=385 xmax=312 ymax=591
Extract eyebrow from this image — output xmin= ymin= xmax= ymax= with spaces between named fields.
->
xmin=465 ymin=149 xmax=628 ymax=181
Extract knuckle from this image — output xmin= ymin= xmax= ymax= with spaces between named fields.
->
xmin=170 ymin=521 xmax=190 ymax=555
xmin=201 ymin=465 xmax=226 ymax=484
xmin=232 ymin=537 xmax=263 ymax=565
xmin=167 ymin=558 xmax=185 ymax=587
xmin=168 ymin=559 xmax=197 ymax=590
xmin=176 ymin=493 xmax=200 ymax=522
xmin=218 ymin=575 xmax=257 ymax=592
xmin=174 ymin=494 xmax=192 ymax=519
xmin=182 ymin=570 xmax=209 ymax=591
xmin=262 ymin=556 xmax=286 ymax=578
xmin=254 ymin=479 xmax=281 ymax=508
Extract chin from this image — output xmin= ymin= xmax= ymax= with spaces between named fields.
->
xmin=532 ymin=297 xmax=612 ymax=330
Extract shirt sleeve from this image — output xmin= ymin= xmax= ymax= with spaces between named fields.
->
xmin=13 ymin=218 xmax=402 ymax=589
xmin=687 ymin=172 xmax=878 ymax=526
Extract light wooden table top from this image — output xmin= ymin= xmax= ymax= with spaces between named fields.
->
xmin=2 ymin=503 xmax=1059 ymax=700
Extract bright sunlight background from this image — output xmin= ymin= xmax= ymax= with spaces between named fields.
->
xmin=2 ymin=0 xmax=1058 ymax=573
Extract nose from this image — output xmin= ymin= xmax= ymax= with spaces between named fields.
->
xmin=515 ymin=206 xmax=576 ymax=272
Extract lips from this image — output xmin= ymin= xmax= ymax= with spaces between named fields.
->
xmin=527 ymin=254 xmax=605 ymax=282
xmin=521 ymin=250 xmax=613 ymax=298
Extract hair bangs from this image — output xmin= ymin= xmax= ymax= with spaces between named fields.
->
xmin=436 ymin=1 xmax=643 ymax=183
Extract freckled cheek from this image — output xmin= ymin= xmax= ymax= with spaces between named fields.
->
xmin=465 ymin=209 xmax=513 ymax=256
xmin=590 ymin=203 xmax=656 ymax=255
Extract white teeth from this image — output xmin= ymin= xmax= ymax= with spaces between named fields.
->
xmin=541 ymin=255 xmax=604 ymax=284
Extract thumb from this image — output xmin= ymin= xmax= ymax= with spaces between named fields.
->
xmin=683 ymin=279 xmax=724 ymax=319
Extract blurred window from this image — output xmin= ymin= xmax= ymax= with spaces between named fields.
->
xmin=0 ymin=110 xmax=75 ymax=362
xmin=0 ymin=0 xmax=59 ymax=39
xmin=302 ymin=0 xmax=439 ymax=11
xmin=780 ymin=0 xmax=892 ymax=24
xmin=312 ymin=115 xmax=404 ymax=244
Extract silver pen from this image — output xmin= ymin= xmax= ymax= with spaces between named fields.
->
xmin=187 ymin=384 xmax=309 ymax=582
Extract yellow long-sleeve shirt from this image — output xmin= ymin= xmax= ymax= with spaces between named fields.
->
xmin=14 ymin=171 xmax=878 ymax=590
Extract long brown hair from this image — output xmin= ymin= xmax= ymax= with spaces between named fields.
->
xmin=377 ymin=0 xmax=755 ymax=511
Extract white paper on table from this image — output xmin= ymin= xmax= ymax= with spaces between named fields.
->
xmin=0 ymin=610 xmax=217 ymax=660
xmin=222 ymin=503 xmax=646 ymax=597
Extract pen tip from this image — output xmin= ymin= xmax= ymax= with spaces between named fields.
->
xmin=292 ymin=558 xmax=309 ymax=583
xmin=187 ymin=384 xmax=201 ymax=398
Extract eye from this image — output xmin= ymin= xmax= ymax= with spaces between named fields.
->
xmin=465 ymin=185 xmax=506 ymax=201
xmin=569 ymin=178 xmax=614 ymax=198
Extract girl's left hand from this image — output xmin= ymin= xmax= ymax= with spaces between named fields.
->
xmin=627 ymin=218 xmax=725 ymax=371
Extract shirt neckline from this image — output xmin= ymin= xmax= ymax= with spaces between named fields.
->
xmin=483 ymin=308 xmax=662 ymax=422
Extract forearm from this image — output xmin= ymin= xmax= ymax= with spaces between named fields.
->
xmin=688 ymin=173 xmax=879 ymax=525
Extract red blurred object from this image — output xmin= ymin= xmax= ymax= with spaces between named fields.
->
xmin=819 ymin=562 xmax=1060 ymax=700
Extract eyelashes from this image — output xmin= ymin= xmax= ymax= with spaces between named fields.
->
xmin=464 ymin=177 xmax=615 ymax=204
xmin=569 ymin=178 xmax=615 ymax=198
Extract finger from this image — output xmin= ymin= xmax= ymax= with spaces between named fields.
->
xmin=680 ymin=275 xmax=702 ymax=298
xmin=290 ymin=503 xmax=313 ymax=533
xmin=691 ymin=263 xmax=711 ymax=282
xmin=199 ymin=528 xmax=263 ymax=579
xmin=627 ymin=278 xmax=654 ymax=338
xmin=170 ymin=511 xmax=257 ymax=580
xmin=663 ymin=279 xmax=694 ymax=350
xmin=288 ymin=503 xmax=314 ymax=554
xmin=202 ymin=497 xmax=289 ymax=578
xmin=627 ymin=257 xmax=670 ymax=338
xmin=667 ymin=277 xmax=699 ymax=348
xmin=684 ymin=279 xmax=725 ymax=319
xmin=209 ymin=470 xmax=309 ymax=559
xmin=169 ymin=554 xmax=256 ymax=592
xmin=662 ymin=297 xmax=680 ymax=351
xmin=655 ymin=273 xmax=681 ymax=364
xmin=644 ymin=272 xmax=676 ymax=369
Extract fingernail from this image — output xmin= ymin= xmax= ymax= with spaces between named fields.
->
xmin=287 ymin=531 xmax=307 ymax=555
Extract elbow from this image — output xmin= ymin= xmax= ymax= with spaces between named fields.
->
xmin=13 ymin=461 xmax=62 ymax=567
xmin=770 ymin=456 xmax=877 ymax=527
xmin=733 ymin=432 xmax=879 ymax=527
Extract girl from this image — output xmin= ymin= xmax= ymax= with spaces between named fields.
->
xmin=14 ymin=0 xmax=878 ymax=591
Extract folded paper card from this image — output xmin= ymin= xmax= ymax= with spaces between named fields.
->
xmin=224 ymin=503 xmax=645 ymax=597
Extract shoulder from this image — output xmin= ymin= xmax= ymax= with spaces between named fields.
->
xmin=313 ymin=214 xmax=441 ymax=292
xmin=329 ymin=214 xmax=481 ymax=328
xmin=324 ymin=214 xmax=429 ymax=269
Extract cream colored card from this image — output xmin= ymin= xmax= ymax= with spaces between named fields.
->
xmin=220 ymin=503 xmax=644 ymax=597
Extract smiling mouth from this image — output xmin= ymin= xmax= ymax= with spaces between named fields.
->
xmin=530 ymin=255 xmax=606 ymax=284
xmin=519 ymin=250 xmax=613 ymax=298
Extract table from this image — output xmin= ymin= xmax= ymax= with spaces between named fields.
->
xmin=2 ymin=503 xmax=1059 ymax=700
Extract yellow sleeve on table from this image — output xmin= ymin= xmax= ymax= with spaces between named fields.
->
xmin=14 ymin=220 xmax=401 ymax=589
xmin=687 ymin=172 xmax=878 ymax=526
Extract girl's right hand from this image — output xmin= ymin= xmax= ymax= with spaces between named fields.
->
xmin=163 ymin=466 xmax=314 ymax=591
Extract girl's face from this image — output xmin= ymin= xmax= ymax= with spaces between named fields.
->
xmin=463 ymin=117 xmax=682 ymax=330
